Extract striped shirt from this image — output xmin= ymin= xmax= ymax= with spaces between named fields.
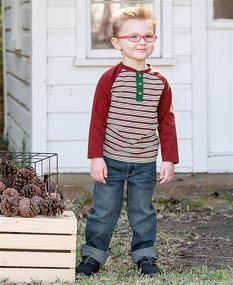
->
xmin=88 ymin=62 xmax=179 ymax=164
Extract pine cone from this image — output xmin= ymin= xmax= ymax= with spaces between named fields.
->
xmin=0 ymin=195 xmax=19 ymax=217
xmin=0 ymin=195 xmax=2 ymax=215
xmin=0 ymin=181 xmax=6 ymax=194
xmin=41 ymin=193 xmax=65 ymax=216
xmin=25 ymin=165 xmax=37 ymax=176
xmin=30 ymin=195 xmax=44 ymax=214
xmin=5 ymin=175 xmax=15 ymax=188
xmin=30 ymin=176 xmax=45 ymax=195
xmin=12 ymin=168 xmax=36 ymax=191
xmin=19 ymin=197 xmax=39 ymax=217
xmin=19 ymin=183 xmax=41 ymax=198
xmin=0 ymin=158 xmax=18 ymax=179
xmin=2 ymin=188 xmax=20 ymax=199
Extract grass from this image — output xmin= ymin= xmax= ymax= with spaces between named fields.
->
xmin=1 ymin=267 xmax=233 ymax=285
xmin=1 ymin=200 xmax=233 ymax=285
xmin=70 ymin=200 xmax=233 ymax=285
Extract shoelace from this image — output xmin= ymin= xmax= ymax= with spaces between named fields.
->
xmin=83 ymin=256 xmax=97 ymax=265
xmin=139 ymin=256 xmax=156 ymax=266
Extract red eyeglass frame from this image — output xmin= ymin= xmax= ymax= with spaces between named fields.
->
xmin=117 ymin=33 xmax=158 ymax=42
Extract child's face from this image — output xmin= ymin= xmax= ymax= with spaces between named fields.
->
xmin=111 ymin=19 xmax=155 ymax=66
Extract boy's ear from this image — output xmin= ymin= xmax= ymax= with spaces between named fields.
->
xmin=111 ymin=37 xmax=122 ymax=50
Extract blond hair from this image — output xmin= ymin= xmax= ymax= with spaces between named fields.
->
xmin=112 ymin=6 xmax=157 ymax=37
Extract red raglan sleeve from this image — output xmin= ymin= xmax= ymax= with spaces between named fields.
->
xmin=87 ymin=71 xmax=112 ymax=159
xmin=157 ymin=78 xmax=179 ymax=164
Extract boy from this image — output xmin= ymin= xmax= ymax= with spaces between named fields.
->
xmin=76 ymin=6 xmax=179 ymax=277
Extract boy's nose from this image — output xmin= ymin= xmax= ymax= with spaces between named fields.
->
xmin=139 ymin=36 xmax=146 ymax=44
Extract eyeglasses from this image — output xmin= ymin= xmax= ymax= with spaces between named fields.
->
xmin=117 ymin=33 xmax=157 ymax=42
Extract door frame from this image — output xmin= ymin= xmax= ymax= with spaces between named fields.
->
xmin=191 ymin=0 xmax=208 ymax=172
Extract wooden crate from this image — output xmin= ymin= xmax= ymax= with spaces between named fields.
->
xmin=0 ymin=211 xmax=77 ymax=283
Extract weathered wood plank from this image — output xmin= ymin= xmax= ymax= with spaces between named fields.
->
xmin=7 ymin=95 xmax=31 ymax=133
xmin=6 ymin=73 xmax=31 ymax=109
xmin=2 ymin=0 xmax=13 ymax=8
xmin=0 ymin=234 xmax=76 ymax=250
xmin=0 ymin=251 xmax=76 ymax=267
xmin=6 ymin=52 xmax=31 ymax=83
xmin=7 ymin=115 xmax=30 ymax=151
xmin=0 ymin=211 xmax=77 ymax=234
xmin=5 ymin=30 xmax=31 ymax=56
xmin=21 ymin=2 xmax=31 ymax=30
xmin=0 ymin=268 xmax=75 ymax=283
xmin=4 ymin=6 xmax=12 ymax=30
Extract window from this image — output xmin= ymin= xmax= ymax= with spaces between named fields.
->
xmin=90 ymin=0 xmax=155 ymax=50
xmin=207 ymin=0 xmax=233 ymax=29
xmin=75 ymin=0 xmax=174 ymax=66
xmin=213 ymin=0 xmax=233 ymax=20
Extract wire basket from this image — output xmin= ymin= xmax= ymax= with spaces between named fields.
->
xmin=0 ymin=152 xmax=58 ymax=191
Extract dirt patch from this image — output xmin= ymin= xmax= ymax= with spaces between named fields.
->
xmin=157 ymin=210 xmax=233 ymax=269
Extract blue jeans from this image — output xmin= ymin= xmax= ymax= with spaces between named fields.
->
xmin=80 ymin=156 xmax=158 ymax=265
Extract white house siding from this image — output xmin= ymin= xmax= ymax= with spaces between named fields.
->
xmin=207 ymin=18 xmax=233 ymax=172
xmin=2 ymin=0 xmax=32 ymax=151
xmin=160 ymin=0 xmax=192 ymax=172
xmin=46 ymin=0 xmax=193 ymax=173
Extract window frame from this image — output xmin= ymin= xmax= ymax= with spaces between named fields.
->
xmin=207 ymin=0 xmax=233 ymax=29
xmin=74 ymin=0 xmax=175 ymax=66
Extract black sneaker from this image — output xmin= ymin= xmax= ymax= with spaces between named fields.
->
xmin=76 ymin=255 xmax=101 ymax=277
xmin=137 ymin=256 xmax=161 ymax=277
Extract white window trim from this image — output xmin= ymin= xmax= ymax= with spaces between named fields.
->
xmin=207 ymin=0 xmax=233 ymax=30
xmin=74 ymin=0 xmax=175 ymax=66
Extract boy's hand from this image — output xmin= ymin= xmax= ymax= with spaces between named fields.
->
xmin=90 ymin=158 xmax=108 ymax=184
xmin=159 ymin=161 xmax=174 ymax=184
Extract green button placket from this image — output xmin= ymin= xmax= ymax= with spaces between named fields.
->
xmin=136 ymin=72 xmax=144 ymax=102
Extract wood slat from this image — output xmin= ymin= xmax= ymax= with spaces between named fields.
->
xmin=21 ymin=3 xmax=31 ymax=30
xmin=48 ymin=113 xmax=90 ymax=141
xmin=47 ymin=85 xmax=94 ymax=113
xmin=48 ymin=141 xmax=89 ymax=171
xmin=5 ymin=31 xmax=31 ymax=56
xmin=48 ymin=29 xmax=75 ymax=57
xmin=6 ymin=73 xmax=31 ymax=109
xmin=48 ymin=2 xmax=75 ymax=29
xmin=0 ymin=251 xmax=76 ymax=267
xmin=0 ymin=211 xmax=77 ymax=234
xmin=7 ymin=96 xmax=31 ymax=134
xmin=6 ymin=52 xmax=31 ymax=83
xmin=0 ymin=268 xmax=75 ymax=282
xmin=7 ymin=115 xmax=31 ymax=152
xmin=0 ymin=234 xmax=76 ymax=250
